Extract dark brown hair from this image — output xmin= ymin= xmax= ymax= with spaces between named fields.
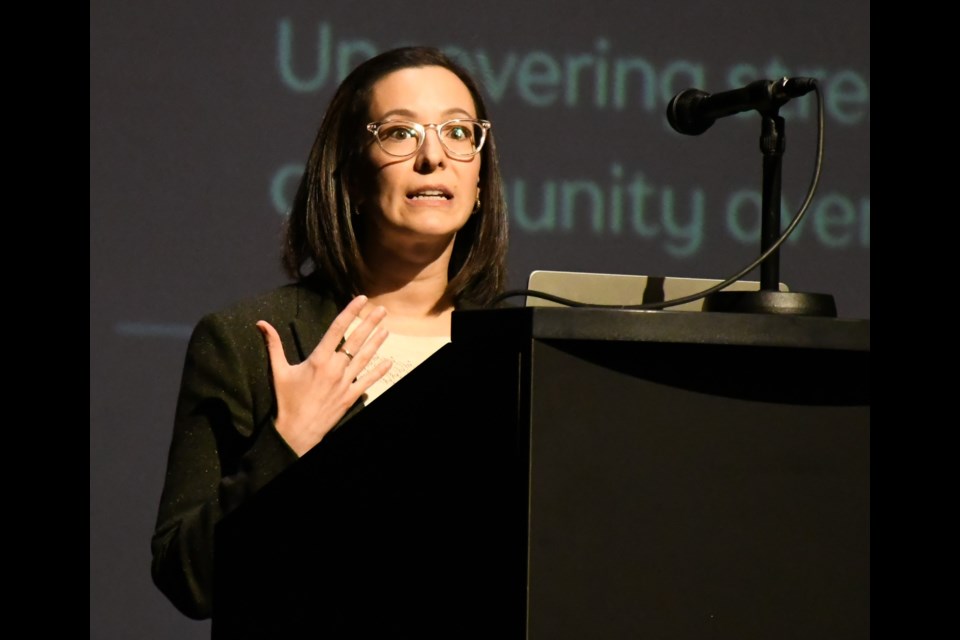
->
xmin=281 ymin=46 xmax=508 ymax=307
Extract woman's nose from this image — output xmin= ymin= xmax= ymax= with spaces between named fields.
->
xmin=414 ymin=125 xmax=446 ymax=172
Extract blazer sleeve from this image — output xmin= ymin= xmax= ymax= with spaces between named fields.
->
xmin=150 ymin=310 xmax=299 ymax=620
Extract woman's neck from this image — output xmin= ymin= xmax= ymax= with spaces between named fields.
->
xmin=360 ymin=259 xmax=455 ymax=337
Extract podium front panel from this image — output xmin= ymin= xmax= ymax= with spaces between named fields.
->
xmin=523 ymin=338 xmax=868 ymax=639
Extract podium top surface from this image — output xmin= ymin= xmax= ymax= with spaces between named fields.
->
xmin=453 ymin=307 xmax=870 ymax=352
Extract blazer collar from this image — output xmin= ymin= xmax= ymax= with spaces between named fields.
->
xmin=289 ymin=284 xmax=340 ymax=363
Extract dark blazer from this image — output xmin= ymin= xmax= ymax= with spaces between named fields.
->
xmin=151 ymin=281 xmax=349 ymax=620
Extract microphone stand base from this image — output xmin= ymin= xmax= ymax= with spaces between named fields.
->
xmin=702 ymin=291 xmax=837 ymax=317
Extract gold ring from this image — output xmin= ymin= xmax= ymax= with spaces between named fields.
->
xmin=340 ymin=347 xmax=355 ymax=360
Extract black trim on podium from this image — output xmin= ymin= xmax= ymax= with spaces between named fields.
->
xmin=214 ymin=307 xmax=869 ymax=639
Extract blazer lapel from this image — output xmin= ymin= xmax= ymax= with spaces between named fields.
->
xmin=289 ymin=285 xmax=340 ymax=363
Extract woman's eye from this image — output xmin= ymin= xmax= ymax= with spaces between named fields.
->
xmin=388 ymin=127 xmax=416 ymax=140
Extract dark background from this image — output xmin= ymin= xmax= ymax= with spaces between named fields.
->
xmin=90 ymin=2 xmax=868 ymax=637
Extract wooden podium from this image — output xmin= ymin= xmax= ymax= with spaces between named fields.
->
xmin=213 ymin=307 xmax=870 ymax=639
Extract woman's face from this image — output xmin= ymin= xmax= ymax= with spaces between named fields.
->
xmin=360 ymin=65 xmax=483 ymax=258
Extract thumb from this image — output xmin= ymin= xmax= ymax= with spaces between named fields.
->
xmin=255 ymin=320 xmax=289 ymax=371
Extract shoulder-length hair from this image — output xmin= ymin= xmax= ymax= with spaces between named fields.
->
xmin=281 ymin=46 xmax=508 ymax=307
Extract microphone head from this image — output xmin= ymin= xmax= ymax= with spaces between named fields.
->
xmin=780 ymin=77 xmax=817 ymax=98
xmin=666 ymin=89 xmax=714 ymax=135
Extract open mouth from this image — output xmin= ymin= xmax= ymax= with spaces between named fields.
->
xmin=407 ymin=188 xmax=452 ymax=201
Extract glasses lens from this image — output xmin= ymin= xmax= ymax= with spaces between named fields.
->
xmin=375 ymin=122 xmax=422 ymax=156
xmin=372 ymin=120 xmax=488 ymax=157
xmin=439 ymin=120 xmax=484 ymax=157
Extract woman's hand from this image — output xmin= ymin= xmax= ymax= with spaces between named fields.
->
xmin=256 ymin=295 xmax=392 ymax=456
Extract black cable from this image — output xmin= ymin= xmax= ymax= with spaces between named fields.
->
xmin=489 ymin=80 xmax=825 ymax=311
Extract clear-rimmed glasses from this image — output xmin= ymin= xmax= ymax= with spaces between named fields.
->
xmin=366 ymin=118 xmax=491 ymax=159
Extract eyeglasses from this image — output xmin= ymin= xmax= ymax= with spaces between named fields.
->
xmin=366 ymin=118 xmax=492 ymax=159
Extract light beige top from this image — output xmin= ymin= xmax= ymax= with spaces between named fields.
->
xmin=344 ymin=318 xmax=450 ymax=404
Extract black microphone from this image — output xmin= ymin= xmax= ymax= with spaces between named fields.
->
xmin=666 ymin=77 xmax=817 ymax=135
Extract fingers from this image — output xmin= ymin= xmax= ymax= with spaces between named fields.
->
xmin=316 ymin=295 xmax=371 ymax=356
xmin=353 ymin=348 xmax=393 ymax=394
xmin=255 ymin=320 xmax=288 ymax=372
xmin=341 ymin=323 xmax=390 ymax=380
xmin=313 ymin=295 xmax=390 ymax=368
xmin=328 ymin=299 xmax=392 ymax=396
xmin=338 ymin=304 xmax=387 ymax=361
xmin=259 ymin=294 xmax=391 ymax=394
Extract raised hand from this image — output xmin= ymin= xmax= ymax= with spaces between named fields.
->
xmin=256 ymin=295 xmax=392 ymax=456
